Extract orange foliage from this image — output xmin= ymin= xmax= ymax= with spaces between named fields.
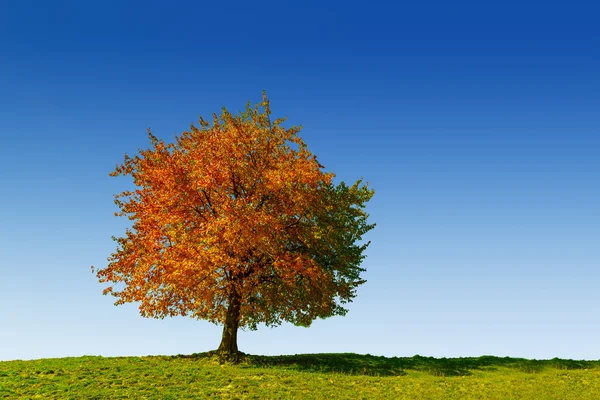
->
xmin=94 ymin=92 xmax=374 ymax=333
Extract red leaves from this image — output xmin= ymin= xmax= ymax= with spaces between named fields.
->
xmin=94 ymin=93 xmax=374 ymax=329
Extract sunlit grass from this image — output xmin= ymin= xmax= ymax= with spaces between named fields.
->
xmin=2 ymin=353 xmax=600 ymax=399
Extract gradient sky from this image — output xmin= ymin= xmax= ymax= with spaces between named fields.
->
xmin=1 ymin=1 xmax=598 ymax=361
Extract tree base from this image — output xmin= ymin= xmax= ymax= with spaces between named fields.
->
xmin=207 ymin=349 xmax=247 ymax=364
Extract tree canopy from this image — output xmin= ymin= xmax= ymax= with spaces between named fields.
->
xmin=94 ymin=92 xmax=375 ymax=359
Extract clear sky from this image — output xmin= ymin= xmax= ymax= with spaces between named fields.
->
xmin=1 ymin=0 xmax=598 ymax=361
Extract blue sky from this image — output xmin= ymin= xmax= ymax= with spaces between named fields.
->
xmin=1 ymin=0 xmax=598 ymax=361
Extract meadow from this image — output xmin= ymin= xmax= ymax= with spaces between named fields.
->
xmin=1 ymin=353 xmax=600 ymax=399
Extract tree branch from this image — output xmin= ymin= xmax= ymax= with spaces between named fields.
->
xmin=201 ymin=190 xmax=217 ymax=217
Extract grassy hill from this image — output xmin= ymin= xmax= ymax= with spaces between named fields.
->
xmin=2 ymin=353 xmax=600 ymax=399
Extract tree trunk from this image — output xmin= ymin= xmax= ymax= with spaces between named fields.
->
xmin=216 ymin=289 xmax=242 ymax=362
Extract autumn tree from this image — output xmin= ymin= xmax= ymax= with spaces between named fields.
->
xmin=94 ymin=92 xmax=375 ymax=361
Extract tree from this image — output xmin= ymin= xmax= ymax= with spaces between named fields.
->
xmin=93 ymin=92 xmax=375 ymax=361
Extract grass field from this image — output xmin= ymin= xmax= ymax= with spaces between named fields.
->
xmin=1 ymin=353 xmax=600 ymax=399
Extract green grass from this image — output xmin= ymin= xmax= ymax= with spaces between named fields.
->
xmin=2 ymin=353 xmax=600 ymax=399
